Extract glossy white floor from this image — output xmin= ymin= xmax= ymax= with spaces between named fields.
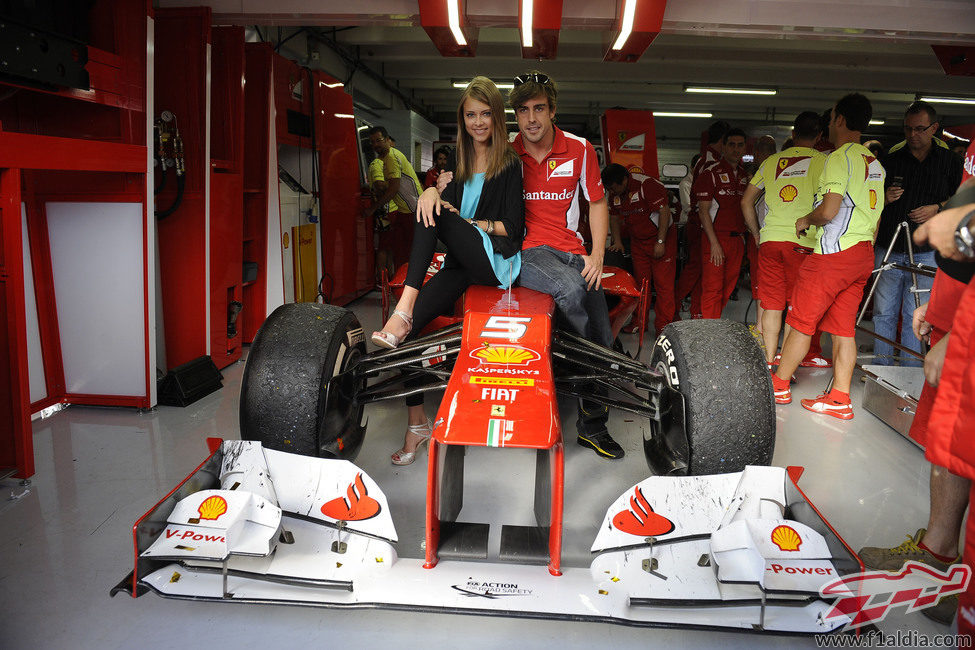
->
xmin=1 ymin=290 xmax=953 ymax=649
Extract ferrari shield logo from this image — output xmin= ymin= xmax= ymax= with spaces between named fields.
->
xmin=617 ymin=130 xmax=627 ymax=143
xmin=548 ymin=159 xmax=574 ymax=179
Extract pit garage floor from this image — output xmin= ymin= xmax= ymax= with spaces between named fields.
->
xmin=1 ymin=291 xmax=953 ymax=648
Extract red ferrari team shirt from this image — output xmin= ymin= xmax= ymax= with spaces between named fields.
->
xmin=609 ymin=174 xmax=669 ymax=240
xmin=693 ymin=158 xmax=748 ymax=234
xmin=515 ymin=127 xmax=605 ymax=255
xmin=687 ymin=145 xmax=722 ymax=221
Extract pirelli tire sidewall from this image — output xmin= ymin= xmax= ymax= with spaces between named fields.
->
xmin=239 ymin=302 xmax=366 ymax=459
xmin=649 ymin=319 xmax=775 ymax=475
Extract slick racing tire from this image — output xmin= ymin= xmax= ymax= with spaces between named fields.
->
xmin=646 ymin=319 xmax=775 ymax=475
xmin=240 ymin=302 xmax=366 ymax=460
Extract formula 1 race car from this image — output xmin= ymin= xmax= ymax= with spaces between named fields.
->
xmin=113 ymin=264 xmax=863 ymax=634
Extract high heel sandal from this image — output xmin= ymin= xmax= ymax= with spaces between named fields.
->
xmin=391 ymin=420 xmax=432 ymax=466
xmin=371 ymin=310 xmax=413 ymax=349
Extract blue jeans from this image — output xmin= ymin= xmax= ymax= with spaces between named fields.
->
xmin=519 ymin=245 xmax=614 ymax=347
xmin=519 ymin=245 xmax=614 ymax=436
xmin=872 ymin=249 xmax=935 ymax=367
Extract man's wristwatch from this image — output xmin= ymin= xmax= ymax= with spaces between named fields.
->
xmin=955 ymin=208 xmax=975 ymax=258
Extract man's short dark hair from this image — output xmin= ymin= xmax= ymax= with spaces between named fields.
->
xmin=723 ymin=127 xmax=747 ymax=143
xmin=434 ymin=146 xmax=451 ymax=159
xmin=905 ymin=101 xmax=938 ymax=125
xmin=707 ymin=120 xmax=731 ymax=144
xmin=793 ymin=111 xmax=822 ymax=139
xmin=834 ymin=93 xmax=872 ymax=133
xmin=601 ymin=163 xmax=629 ymax=188
xmin=366 ymin=126 xmax=389 ymax=139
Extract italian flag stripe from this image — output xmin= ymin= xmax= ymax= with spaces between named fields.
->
xmin=487 ymin=419 xmax=503 ymax=447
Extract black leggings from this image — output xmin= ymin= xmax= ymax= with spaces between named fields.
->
xmin=402 ymin=210 xmax=499 ymax=407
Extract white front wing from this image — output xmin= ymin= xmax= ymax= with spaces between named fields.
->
xmin=135 ymin=442 xmax=852 ymax=633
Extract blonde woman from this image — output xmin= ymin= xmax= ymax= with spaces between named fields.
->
xmin=371 ymin=77 xmax=524 ymax=465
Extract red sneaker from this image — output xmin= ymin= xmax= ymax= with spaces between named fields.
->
xmin=770 ymin=373 xmax=791 ymax=404
xmin=801 ymin=393 xmax=853 ymax=419
xmin=800 ymin=354 xmax=832 ymax=368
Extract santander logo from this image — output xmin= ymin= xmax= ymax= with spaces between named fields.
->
xmin=523 ymin=189 xmax=575 ymax=201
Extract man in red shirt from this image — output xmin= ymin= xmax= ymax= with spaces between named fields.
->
xmin=509 ymin=71 xmax=621 ymax=460
xmin=602 ymin=163 xmax=676 ymax=334
xmin=693 ymin=127 xmax=749 ymax=319
xmin=676 ymin=120 xmax=729 ymax=319
xmin=424 ymin=146 xmax=450 ymax=189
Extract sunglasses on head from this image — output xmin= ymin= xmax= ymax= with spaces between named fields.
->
xmin=514 ymin=73 xmax=551 ymax=86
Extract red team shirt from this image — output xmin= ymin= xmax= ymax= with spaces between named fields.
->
xmin=692 ymin=158 xmax=748 ymax=234
xmin=609 ymin=174 xmax=669 ymax=241
xmin=514 ymin=127 xmax=605 ymax=255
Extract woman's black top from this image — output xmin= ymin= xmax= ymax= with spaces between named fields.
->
xmin=440 ymin=158 xmax=524 ymax=259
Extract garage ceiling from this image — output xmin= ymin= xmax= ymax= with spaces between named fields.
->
xmin=162 ymin=0 xmax=975 ymax=141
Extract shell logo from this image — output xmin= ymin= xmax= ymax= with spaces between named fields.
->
xmin=197 ymin=495 xmax=228 ymax=521
xmin=471 ymin=345 xmax=540 ymax=366
xmin=771 ymin=524 xmax=802 ymax=551
xmin=779 ymin=184 xmax=798 ymax=203
xmin=869 ymin=189 xmax=878 ymax=209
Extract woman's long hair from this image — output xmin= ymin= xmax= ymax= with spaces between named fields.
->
xmin=454 ymin=76 xmax=519 ymax=183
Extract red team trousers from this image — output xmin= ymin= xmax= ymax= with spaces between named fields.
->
xmin=676 ymin=220 xmax=703 ymax=316
xmin=630 ymin=227 xmax=678 ymax=332
xmin=700 ymin=233 xmax=744 ymax=319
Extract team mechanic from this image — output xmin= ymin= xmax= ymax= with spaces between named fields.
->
xmin=741 ymin=111 xmax=824 ymax=365
xmin=771 ymin=93 xmax=885 ymax=419
xmin=508 ymin=71 xmax=623 ymax=460
xmin=694 ymin=127 xmax=749 ymax=319
xmin=676 ymin=120 xmax=729 ymax=319
xmin=602 ymin=163 xmax=677 ymax=335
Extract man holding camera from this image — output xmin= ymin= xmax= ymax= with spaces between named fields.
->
xmin=873 ymin=102 xmax=962 ymax=366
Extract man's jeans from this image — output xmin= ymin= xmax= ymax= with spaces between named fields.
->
xmin=872 ymin=249 xmax=935 ymax=367
xmin=519 ymin=245 xmax=613 ymax=435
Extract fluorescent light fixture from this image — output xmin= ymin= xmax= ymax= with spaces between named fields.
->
xmin=920 ymin=96 xmax=975 ymax=106
xmin=869 ymin=119 xmax=885 ymax=125
xmin=452 ymin=80 xmax=515 ymax=90
xmin=446 ymin=0 xmax=467 ymax=46
xmin=611 ymin=0 xmax=637 ymax=50
xmin=685 ymin=86 xmax=777 ymax=96
xmin=653 ymin=111 xmax=713 ymax=118
xmin=356 ymin=125 xmax=369 ymax=131
xmin=333 ymin=113 xmax=355 ymax=119
xmin=505 ymin=108 xmax=515 ymax=114
xmin=318 ymin=81 xmax=344 ymax=89
xmin=521 ymin=0 xmax=533 ymax=48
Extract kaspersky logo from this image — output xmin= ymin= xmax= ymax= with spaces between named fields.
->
xmin=820 ymin=561 xmax=971 ymax=630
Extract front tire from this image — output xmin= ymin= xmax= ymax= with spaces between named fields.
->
xmin=646 ymin=319 xmax=775 ymax=475
xmin=239 ymin=303 xmax=366 ymax=459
